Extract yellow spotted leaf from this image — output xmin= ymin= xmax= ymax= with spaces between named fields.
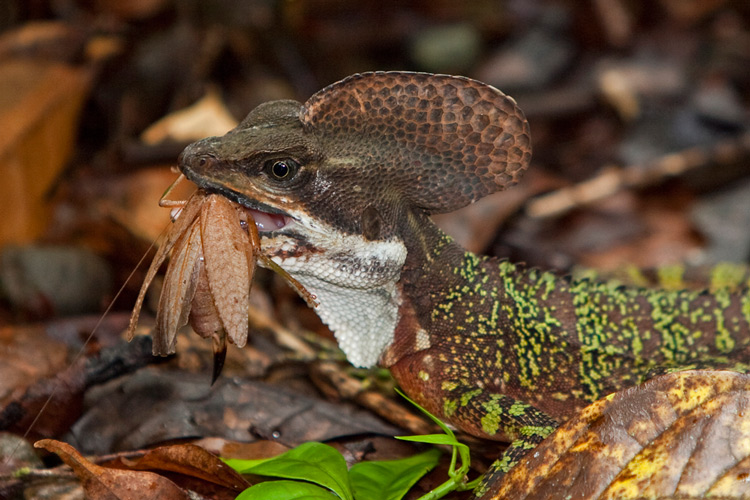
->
xmin=488 ymin=370 xmax=750 ymax=500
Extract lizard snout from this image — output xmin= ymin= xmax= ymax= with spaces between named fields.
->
xmin=178 ymin=139 xmax=221 ymax=178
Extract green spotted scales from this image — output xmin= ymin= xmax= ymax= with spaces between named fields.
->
xmin=174 ymin=71 xmax=750 ymax=499
xmin=390 ymin=226 xmax=750 ymax=427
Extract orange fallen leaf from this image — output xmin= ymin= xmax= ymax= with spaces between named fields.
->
xmin=121 ymin=443 xmax=250 ymax=491
xmin=0 ymin=58 xmax=91 ymax=245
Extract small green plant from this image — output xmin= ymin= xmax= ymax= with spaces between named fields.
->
xmin=224 ymin=390 xmax=480 ymax=500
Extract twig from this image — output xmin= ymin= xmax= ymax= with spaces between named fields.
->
xmin=312 ymin=360 xmax=434 ymax=436
xmin=526 ymin=131 xmax=750 ymax=218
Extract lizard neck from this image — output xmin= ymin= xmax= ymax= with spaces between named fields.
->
xmin=382 ymin=209 xmax=480 ymax=367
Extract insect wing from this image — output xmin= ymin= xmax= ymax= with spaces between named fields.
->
xmin=154 ymin=219 xmax=203 ymax=355
xmin=127 ymin=190 xmax=205 ymax=340
xmin=200 ymin=195 xmax=252 ymax=347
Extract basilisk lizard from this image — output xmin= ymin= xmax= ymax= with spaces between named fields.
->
xmin=174 ymin=72 xmax=750 ymax=497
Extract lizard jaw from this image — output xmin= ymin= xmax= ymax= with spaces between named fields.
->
xmin=179 ymin=165 xmax=297 ymax=230
xmin=181 ymin=172 xmax=297 ymax=234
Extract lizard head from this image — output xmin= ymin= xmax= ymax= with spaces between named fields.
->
xmin=178 ymin=71 xmax=531 ymax=367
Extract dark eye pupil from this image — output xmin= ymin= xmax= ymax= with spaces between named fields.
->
xmin=272 ymin=161 xmax=290 ymax=178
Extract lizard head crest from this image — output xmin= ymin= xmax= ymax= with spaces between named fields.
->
xmin=301 ymin=71 xmax=531 ymax=216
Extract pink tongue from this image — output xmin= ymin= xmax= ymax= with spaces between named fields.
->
xmin=249 ymin=209 xmax=288 ymax=231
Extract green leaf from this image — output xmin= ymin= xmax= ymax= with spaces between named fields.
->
xmin=349 ymin=448 xmax=442 ymax=500
xmin=397 ymin=434 xmax=456 ymax=445
xmin=236 ymin=480 xmax=341 ymax=499
xmin=223 ymin=456 xmax=272 ymax=471
xmin=237 ymin=442 xmax=354 ymax=500
xmin=397 ymin=433 xmax=465 ymax=449
xmin=393 ymin=390 xmax=477 ymax=499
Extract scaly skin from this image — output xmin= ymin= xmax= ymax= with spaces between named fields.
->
xmin=389 ymin=212 xmax=750 ymax=426
xmin=174 ymin=72 xmax=750 ymax=498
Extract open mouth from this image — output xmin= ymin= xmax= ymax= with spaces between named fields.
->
xmin=169 ymin=196 xmax=293 ymax=235
xmin=195 ymin=183 xmax=293 ymax=233
xmin=247 ymin=208 xmax=292 ymax=232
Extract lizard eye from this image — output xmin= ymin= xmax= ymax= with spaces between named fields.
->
xmin=267 ymin=159 xmax=299 ymax=180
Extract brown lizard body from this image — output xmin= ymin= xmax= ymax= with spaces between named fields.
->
xmin=174 ymin=72 xmax=750 ymax=497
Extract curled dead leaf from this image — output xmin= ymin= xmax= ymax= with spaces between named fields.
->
xmin=121 ymin=443 xmax=250 ymax=491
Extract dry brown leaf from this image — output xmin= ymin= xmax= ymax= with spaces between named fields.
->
xmin=121 ymin=443 xmax=250 ymax=491
xmin=1 ymin=335 xmax=158 ymax=438
xmin=68 ymin=369 xmax=403 ymax=455
xmin=0 ymin=59 xmax=91 ymax=245
xmin=195 ymin=438 xmax=291 ymax=461
xmin=0 ymin=325 xmax=68 ymax=403
xmin=34 ymin=439 xmax=190 ymax=500
xmin=91 ymin=167 xmax=196 ymax=243
xmin=487 ymin=370 xmax=750 ymax=500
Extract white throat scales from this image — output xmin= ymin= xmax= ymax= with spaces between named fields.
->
xmin=261 ymin=224 xmax=407 ymax=368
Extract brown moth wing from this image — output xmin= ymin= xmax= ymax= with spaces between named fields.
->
xmin=153 ymin=218 xmax=203 ymax=355
xmin=188 ymin=260 xmax=223 ymax=339
xmin=188 ymin=259 xmax=228 ymax=383
xmin=127 ymin=190 xmax=206 ymax=341
xmin=235 ymin=205 xmax=259 ymax=291
xmin=200 ymin=195 xmax=252 ymax=347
